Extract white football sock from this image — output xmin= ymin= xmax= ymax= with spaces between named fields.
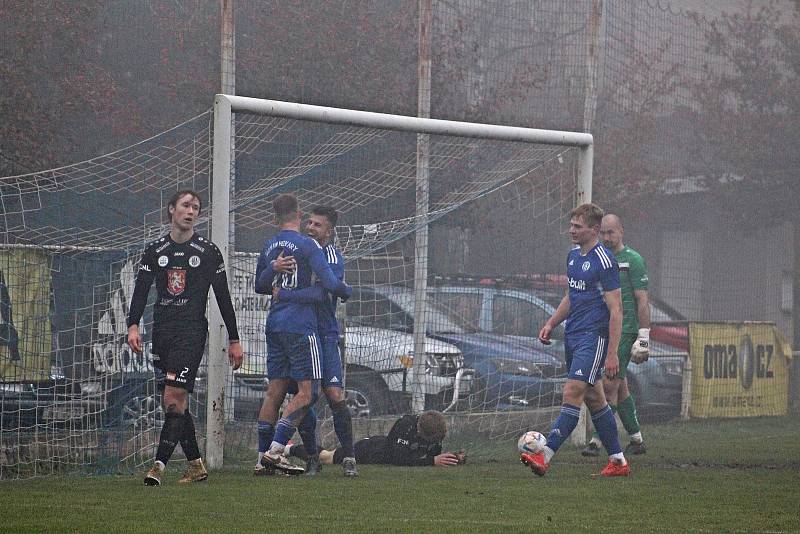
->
xmin=610 ymin=452 xmax=627 ymax=465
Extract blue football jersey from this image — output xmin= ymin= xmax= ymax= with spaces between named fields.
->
xmin=276 ymin=243 xmax=344 ymax=337
xmin=565 ymin=242 xmax=620 ymax=335
xmin=254 ymin=230 xmax=351 ymax=335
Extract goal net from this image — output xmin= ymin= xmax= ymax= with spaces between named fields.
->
xmin=0 ymin=97 xmax=591 ymax=478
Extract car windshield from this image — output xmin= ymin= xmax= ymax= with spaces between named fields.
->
xmin=490 ymin=289 xmax=566 ymax=340
xmin=382 ymin=288 xmax=478 ymax=334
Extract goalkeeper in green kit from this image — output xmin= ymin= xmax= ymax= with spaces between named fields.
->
xmin=583 ymin=213 xmax=650 ymax=456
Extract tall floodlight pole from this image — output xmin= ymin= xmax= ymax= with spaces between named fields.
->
xmin=578 ymin=0 xmax=602 ymax=206
xmin=206 ymin=0 xmax=236 ymax=470
xmin=221 ymin=0 xmax=236 ymax=249
xmin=411 ymin=0 xmax=433 ymax=414
xmin=572 ymin=0 xmax=603 ymax=447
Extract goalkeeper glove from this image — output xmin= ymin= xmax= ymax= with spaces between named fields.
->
xmin=630 ymin=328 xmax=650 ymax=364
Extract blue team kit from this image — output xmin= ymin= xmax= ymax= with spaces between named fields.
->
xmin=564 ymin=243 xmax=620 ymax=384
xmin=255 ymin=231 xmax=350 ymax=382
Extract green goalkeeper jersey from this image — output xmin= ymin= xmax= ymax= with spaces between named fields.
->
xmin=614 ymin=245 xmax=648 ymax=334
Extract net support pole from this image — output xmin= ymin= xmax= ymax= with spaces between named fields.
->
xmin=680 ymin=353 xmax=692 ymax=420
xmin=571 ymin=142 xmax=594 ymax=447
xmin=572 ymin=0 xmax=602 ymax=447
xmin=206 ymin=95 xmax=233 ymax=470
xmin=220 ymin=0 xmax=236 ymax=423
xmin=576 ymin=144 xmax=593 ymax=205
xmin=411 ymin=0 xmax=433 ymax=414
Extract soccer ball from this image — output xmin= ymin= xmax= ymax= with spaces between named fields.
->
xmin=517 ymin=431 xmax=547 ymax=455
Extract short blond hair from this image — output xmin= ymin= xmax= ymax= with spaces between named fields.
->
xmin=570 ymin=203 xmax=604 ymax=228
xmin=273 ymin=193 xmax=298 ymax=224
xmin=417 ymin=410 xmax=447 ymax=443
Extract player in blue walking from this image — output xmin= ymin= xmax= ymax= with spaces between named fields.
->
xmin=524 ymin=203 xmax=630 ymax=477
xmin=262 ymin=205 xmax=358 ymax=477
xmin=253 ymin=194 xmax=352 ymax=475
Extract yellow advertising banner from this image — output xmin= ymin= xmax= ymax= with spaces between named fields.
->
xmin=688 ymin=322 xmax=792 ymax=418
xmin=0 ymin=249 xmax=52 ymax=382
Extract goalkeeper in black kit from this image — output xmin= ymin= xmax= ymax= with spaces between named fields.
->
xmin=285 ymin=411 xmax=466 ymax=467
xmin=126 ymin=189 xmax=244 ymax=486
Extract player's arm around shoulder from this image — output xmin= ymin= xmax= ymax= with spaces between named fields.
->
xmin=254 ymin=240 xmax=281 ymax=294
xmin=307 ymin=239 xmax=351 ymax=299
xmin=275 ymin=283 xmax=326 ymax=304
xmin=330 ymin=248 xmax=345 ymax=281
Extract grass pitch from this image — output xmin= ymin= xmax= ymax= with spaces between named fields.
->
xmin=1 ymin=416 xmax=798 ymax=533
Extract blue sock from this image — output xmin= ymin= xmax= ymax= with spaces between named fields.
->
xmin=272 ymin=418 xmax=296 ymax=448
xmin=258 ymin=420 xmax=275 ymax=453
xmin=298 ymin=407 xmax=318 ymax=457
xmin=546 ymin=403 xmax=581 ymax=452
xmin=331 ymin=399 xmax=354 ymax=458
xmin=591 ymin=405 xmax=622 ymax=455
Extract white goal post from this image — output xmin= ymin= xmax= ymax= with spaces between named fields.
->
xmin=207 ymin=94 xmax=594 ymax=469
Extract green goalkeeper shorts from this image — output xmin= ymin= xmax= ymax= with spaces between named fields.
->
xmin=616 ymin=332 xmax=638 ymax=379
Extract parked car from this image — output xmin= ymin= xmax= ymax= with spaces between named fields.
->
xmin=427 ymin=282 xmax=686 ymax=419
xmin=648 ymin=297 xmax=689 ymax=351
xmin=346 ymin=286 xmax=567 ymax=411
xmin=1 ymin=370 xmax=158 ymax=432
xmin=235 ymin=320 xmax=469 ymax=421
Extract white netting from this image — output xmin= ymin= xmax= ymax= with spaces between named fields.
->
xmin=221 ymin=107 xmax=582 ymax=461
xmin=0 ymin=113 xmax=214 ymax=250
xmin=0 ymin=100 xmax=581 ymax=479
xmin=0 ymin=112 xmax=218 ymax=479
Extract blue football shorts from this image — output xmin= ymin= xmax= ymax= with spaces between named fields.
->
xmin=319 ymin=335 xmax=344 ymax=389
xmin=266 ymin=331 xmax=322 ymax=382
xmin=564 ymin=330 xmax=609 ymax=385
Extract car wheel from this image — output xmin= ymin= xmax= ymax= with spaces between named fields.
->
xmin=343 ymin=369 xmax=389 ymax=417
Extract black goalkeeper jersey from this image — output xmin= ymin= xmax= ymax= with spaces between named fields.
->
xmin=383 ymin=414 xmax=443 ymax=466
xmin=126 ymin=233 xmax=239 ymax=340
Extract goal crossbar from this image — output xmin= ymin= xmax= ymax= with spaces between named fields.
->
xmin=218 ymin=94 xmax=594 ymax=147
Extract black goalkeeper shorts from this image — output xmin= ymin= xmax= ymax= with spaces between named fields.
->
xmin=151 ymin=328 xmax=207 ymax=392
xmin=334 ymin=436 xmax=388 ymax=465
